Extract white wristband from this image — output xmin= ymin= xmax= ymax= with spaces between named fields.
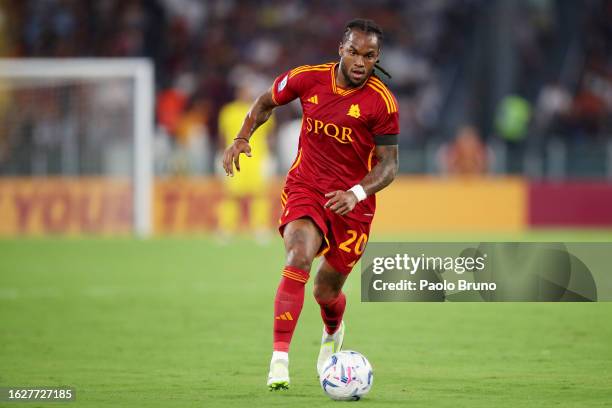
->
xmin=348 ymin=184 xmax=367 ymax=202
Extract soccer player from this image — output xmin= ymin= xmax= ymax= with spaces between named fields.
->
xmin=218 ymin=79 xmax=275 ymax=241
xmin=222 ymin=19 xmax=399 ymax=390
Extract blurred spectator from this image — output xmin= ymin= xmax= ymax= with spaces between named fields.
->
xmin=1 ymin=0 xmax=611 ymax=177
xmin=156 ymin=73 xmax=192 ymax=137
xmin=533 ymin=81 xmax=572 ymax=135
xmin=568 ymin=71 xmax=611 ymax=139
xmin=570 ymin=86 xmax=607 ymax=138
xmin=216 ymin=75 xmax=275 ymax=242
xmin=438 ymin=125 xmax=492 ymax=175
xmin=172 ymin=96 xmax=212 ymax=175
xmin=495 ymin=95 xmax=532 ymax=143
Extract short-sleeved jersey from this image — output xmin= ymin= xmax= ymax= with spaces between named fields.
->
xmin=271 ymin=62 xmax=400 ymax=222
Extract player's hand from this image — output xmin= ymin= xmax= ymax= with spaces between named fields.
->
xmin=324 ymin=190 xmax=359 ymax=216
xmin=222 ymin=139 xmax=252 ymax=177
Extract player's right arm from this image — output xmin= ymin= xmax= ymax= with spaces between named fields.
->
xmin=222 ymin=89 xmax=277 ymax=177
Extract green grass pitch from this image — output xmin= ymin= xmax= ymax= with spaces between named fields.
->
xmin=1 ymin=231 xmax=612 ymax=407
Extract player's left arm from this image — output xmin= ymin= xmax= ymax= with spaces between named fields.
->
xmin=325 ymin=144 xmax=398 ymax=215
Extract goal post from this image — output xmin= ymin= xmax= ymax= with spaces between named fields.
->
xmin=0 ymin=58 xmax=154 ymax=237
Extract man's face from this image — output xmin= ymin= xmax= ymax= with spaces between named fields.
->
xmin=338 ymin=30 xmax=380 ymax=87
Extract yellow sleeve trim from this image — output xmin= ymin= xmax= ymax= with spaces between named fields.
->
xmin=367 ymin=83 xmax=392 ymax=113
xmin=367 ymin=77 xmax=398 ymax=113
xmin=289 ymin=63 xmax=334 ymax=79
xmin=369 ymin=77 xmax=397 ymax=107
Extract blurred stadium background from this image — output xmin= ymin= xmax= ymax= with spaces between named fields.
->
xmin=1 ymin=1 xmax=612 ymax=407
xmin=0 ymin=0 xmax=611 ymax=236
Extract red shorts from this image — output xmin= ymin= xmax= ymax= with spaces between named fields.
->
xmin=278 ymin=184 xmax=371 ymax=275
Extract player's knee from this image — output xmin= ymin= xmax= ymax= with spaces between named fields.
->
xmin=313 ymin=283 xmax=340 ymax=305
xmin=286 ymin=249 xmax=313 ymax=272
xmin=283 ymin=219 xmax=323 ymax=271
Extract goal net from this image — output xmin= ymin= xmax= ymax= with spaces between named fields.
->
xmin=0 ymin=58 xmax=154 ymax=237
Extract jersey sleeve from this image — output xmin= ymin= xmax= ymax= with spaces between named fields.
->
xmin=271 ymin=68 xmax=309 ymax=106
xmin=371 ymin=91 xmax=400 ymax=144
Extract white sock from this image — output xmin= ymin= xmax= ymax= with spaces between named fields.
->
xmin=272 ymin=351 xmax=289 ymax=361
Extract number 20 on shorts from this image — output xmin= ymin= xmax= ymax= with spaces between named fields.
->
xmin=339 ymin=230 xmax=368 ymax=255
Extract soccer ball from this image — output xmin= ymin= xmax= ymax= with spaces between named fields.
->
xmin=319 ymin=350 xmax=373 ymax=401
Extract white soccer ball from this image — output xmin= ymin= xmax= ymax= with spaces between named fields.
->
xmin=319 ymin=350 xmax=373 ymax=401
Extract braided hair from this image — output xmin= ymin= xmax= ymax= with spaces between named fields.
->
xmin=341 ymin=18 xmax=392 ymax=80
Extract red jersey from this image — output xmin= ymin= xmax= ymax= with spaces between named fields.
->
xmin=271 ymin=62 xmax=400 ymax=222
